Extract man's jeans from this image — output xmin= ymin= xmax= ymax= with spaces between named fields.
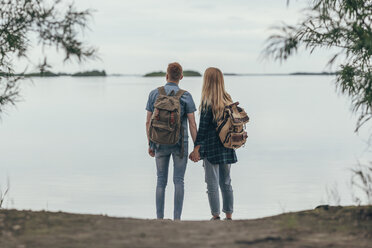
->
xmin=155 ymin=145 xmax=188 ymax=220
xmin=203 ymin=158 xmax=234 ymax=216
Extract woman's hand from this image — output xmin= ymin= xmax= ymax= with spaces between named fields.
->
xmin=189 ymin=146 xmax=201 ymax=162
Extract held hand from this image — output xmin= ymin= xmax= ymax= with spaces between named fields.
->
xmin=189 ymin=149 xmax=200 ymax=162
xmin=188 ymin=151 xmax=195 ymax=162
xmin=192 ymin=146 xmax=201 ymax=162
xmin=148 ymin=147 xmax=155 ymax=157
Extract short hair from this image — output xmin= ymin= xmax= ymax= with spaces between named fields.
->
xmin=167 ymin=62 xmax=183 ymax=81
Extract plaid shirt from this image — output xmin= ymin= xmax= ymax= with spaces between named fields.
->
xmin=194 ymin=108 xmax=237 ymax=165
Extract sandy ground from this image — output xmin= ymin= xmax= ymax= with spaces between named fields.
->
xmin=0 ymin=206 xmax=371 ymax=248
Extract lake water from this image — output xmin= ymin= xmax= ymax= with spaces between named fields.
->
xmin=0 ymin=75 xmax=370 ymax=220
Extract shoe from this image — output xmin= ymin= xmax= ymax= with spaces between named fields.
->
xmin=210 ymin=216 xmax=220 ymax=220
xmin=224 ymin=218 xmax=232 ymax=221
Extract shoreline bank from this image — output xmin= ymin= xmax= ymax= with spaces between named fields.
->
xmin=0 ymin=205 xmax=371 ymax=247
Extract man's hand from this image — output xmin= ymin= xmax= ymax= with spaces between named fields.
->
xmin=189 ymin=149 xmax=200 ymax=162
xmin=148 ymin=147 xmax=155 ymax=157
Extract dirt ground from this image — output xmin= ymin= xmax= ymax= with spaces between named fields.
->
xmin=0 ymin=205 xmax=371 ymax=248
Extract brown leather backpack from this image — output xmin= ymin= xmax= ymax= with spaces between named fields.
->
xmin=149 ymin=86 xmax=186 ymax=154
xmin=216 ymin=102 xmax=249 ymax=149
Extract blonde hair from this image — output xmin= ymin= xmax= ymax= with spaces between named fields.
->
xmin=199 ymin=67 xmax=233 ymax=121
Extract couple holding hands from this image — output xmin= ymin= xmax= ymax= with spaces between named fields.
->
xmin=146 ymin=62 xmax=248 ymax=221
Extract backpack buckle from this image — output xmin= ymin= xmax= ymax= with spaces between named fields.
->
xmin=170 ymin=112 xmax=175 ymax=125
xmin=155 ymin=109 xmax=160 ymax=121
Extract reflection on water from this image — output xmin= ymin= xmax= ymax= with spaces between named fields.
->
xmin=0 ymin=75 xmax=369 ymax=220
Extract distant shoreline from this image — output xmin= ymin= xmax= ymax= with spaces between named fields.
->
xmin=223 ymin=72 xmax=336 ymax=76
xmin=144 ymin=70 xmax=202 ymax=77
xmin=143 ymin=71 xmax=336 ymax=77
xmin=4 ymin=70 xmax=107 ymax=78
xmin=8 ymin=71 xmax=337 ymax=78
xmin=121 ymin=72 xmax=337 ymax=77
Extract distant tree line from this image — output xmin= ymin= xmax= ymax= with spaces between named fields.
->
xmin=144 ymin=70 xmax=202 ymax=77
xmin=19 ymin=70 xmax=107 ymax=77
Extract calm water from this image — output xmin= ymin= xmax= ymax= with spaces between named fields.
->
xmin=0 ymin=75 xmax=369 ymax=220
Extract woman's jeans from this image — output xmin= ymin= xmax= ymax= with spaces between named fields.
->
xmin=203 ymin=158 xmax=234 ymax=216
xmin=155 ymin=145 xmax=188 ymax=220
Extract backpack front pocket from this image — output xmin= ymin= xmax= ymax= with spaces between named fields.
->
xmin=230 ymin=130 xmax=248 ymax=148
xmin=149 ymin=110 xmax=179 ymax=144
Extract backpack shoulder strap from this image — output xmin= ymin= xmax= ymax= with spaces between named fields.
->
xmin=158 ymin=86 xmax=167 ymax=95
xmin=175 ymin=89 xmax=186 ymax=99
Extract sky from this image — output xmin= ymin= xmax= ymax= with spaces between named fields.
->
xmin=18 ymin=0 xmax=337 ymax=74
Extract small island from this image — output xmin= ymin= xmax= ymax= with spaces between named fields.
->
xmin=24 ymin=71 xmax=59 ymax=77
xmin=20 ymin=70 xmax=107 ymax=77
xmin=144 ymin=70 xmax=201 ymax=77
xmin=71 ymin=70 xmax=107 ymax=77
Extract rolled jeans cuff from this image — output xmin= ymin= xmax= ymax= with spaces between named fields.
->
xmin=222 ymin=209 xmax=233 ymax=214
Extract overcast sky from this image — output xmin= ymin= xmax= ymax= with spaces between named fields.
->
xmin=19 ymin=0 xmax=335 ymax=74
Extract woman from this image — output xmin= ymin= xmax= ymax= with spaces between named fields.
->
xmin=189 ymin=67 xmax=237 ymax=220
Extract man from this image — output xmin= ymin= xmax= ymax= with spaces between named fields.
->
xmin=146 ymin=62 xmax=197 ymax=220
